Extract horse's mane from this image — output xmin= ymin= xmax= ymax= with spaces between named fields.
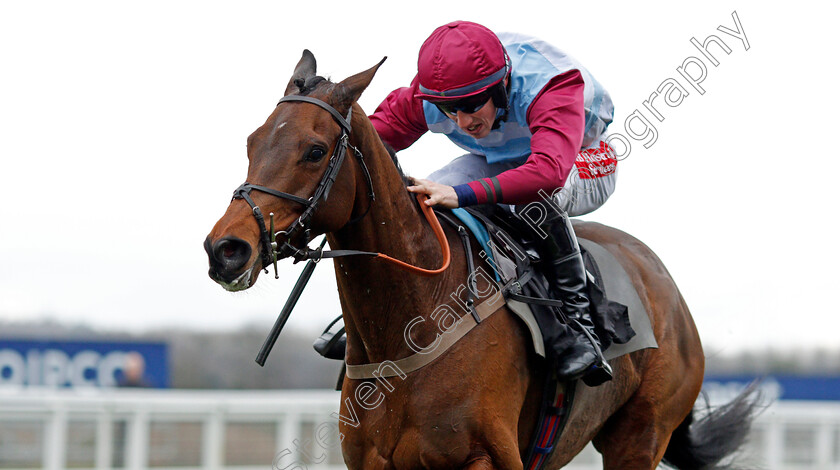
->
xmin=296 ymin=75 xmax=412 ymax=187
xmin=380 ymin=141 xmax=412 ymax=187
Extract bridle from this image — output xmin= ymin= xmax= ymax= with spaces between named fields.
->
xmin=232 ymin=95 xmax=376 ymax=277
xmin=233 ymin=93 xmax=452 ymax=366
xmin=232 ymin=94 xmax=451 ymax=280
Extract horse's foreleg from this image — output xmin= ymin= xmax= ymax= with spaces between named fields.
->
xmin=462 ymin=458 xmax=495 ymax=470
xmin=461 ymin=455 xmax=516 ymax=470
xmin=461 ymin=443 xmax=524 ymax=470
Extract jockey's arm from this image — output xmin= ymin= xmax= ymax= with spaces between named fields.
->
xmin=452 ymin=70 xmax=586 ymax=206
xmin=368 ymin=76 xmax=429 ymax=151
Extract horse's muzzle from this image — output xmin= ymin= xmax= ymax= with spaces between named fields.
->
xmin=204 ymin=236 xmax=254 ymax=287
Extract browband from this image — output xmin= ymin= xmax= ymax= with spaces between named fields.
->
xmin=277 ymin=95 xmax=352 ymax=133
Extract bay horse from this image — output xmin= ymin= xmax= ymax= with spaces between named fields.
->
xmin=205 ymin=51 xmax=756 ymax=469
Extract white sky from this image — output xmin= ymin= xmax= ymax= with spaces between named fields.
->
xmin=1 ymin=1 xmax=838 ymax=355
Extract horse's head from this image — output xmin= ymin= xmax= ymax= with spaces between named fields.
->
xmin=205 ymin=50 xmax=385 ymax=291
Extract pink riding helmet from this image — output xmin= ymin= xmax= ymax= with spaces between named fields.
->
xmin=414 ymin=21 xmax=510 ymax=102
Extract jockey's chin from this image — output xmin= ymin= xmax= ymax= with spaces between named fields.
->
xmin=451 ymin=100 xmax=497 ymax=139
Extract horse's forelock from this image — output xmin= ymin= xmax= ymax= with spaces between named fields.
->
xmin=288 ymin=75 xmax=331 ymax=98
xmin=294 ymin=76 xmax=352 ymax=113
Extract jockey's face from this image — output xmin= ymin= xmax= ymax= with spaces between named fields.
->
xmin=441 ymin=96 xmax=496 ymax=139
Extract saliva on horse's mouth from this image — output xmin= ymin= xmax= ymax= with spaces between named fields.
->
xmin=228 ymin=266 xmax=255 ymax=291
xmin=211 ymin=265 xmax=256 ymax=292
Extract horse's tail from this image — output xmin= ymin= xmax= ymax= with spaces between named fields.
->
xmin=661 ymin=382 xmax=764 ymax=470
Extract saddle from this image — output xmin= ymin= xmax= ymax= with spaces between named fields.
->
xmin=457 ymin=204 xmax=636 ymax=355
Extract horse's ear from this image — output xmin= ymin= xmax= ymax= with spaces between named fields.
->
xmin=337 ymin=57 xmax=387 ymax=106
xmin=284 ymin=49 xmax=317 ymax=96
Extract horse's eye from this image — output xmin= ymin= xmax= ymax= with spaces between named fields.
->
xmin=305 ymin=147 xmax=327 ymax=162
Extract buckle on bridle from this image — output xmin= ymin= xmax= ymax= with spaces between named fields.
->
xmin=269 ymin=213 xmax=280 ymax=279
xmin=310 ymin=243 xmax=325 ymax=263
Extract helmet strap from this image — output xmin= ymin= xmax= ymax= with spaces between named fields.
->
xmin=490 ymin=78 xmax=511 ymax=130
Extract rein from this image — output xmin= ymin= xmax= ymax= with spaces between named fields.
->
xmin=245 ymin=94 xmax=452 ymax=365
xmin=303 ymin=193 xmax=451 ymax=276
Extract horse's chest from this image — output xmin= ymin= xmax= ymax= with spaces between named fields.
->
xmin=343 ymin=403 xmax=479 ymax=469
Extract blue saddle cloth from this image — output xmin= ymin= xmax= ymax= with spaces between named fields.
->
xmin=445 ymin=206 xmax=639 ymax=356
xmin=451 ymin=208 xmax=500 ymax=281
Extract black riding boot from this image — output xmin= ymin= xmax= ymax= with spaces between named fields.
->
xmin=538 ymin=211 xmax=612 ymax=386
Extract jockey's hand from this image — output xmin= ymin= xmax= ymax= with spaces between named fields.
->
xmin=407 ymin=179 xmax=458 ymax=208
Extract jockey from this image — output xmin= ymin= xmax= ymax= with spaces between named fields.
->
xmin=369 ymin=21 xmax=617 ymax=386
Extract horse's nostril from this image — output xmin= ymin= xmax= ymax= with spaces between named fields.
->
xmin=209 ymin=237 xmax=252 ymax=273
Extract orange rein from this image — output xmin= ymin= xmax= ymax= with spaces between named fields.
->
xmin=372 ymin=194 xmax=451 ymax=276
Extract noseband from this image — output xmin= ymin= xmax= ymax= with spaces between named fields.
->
xmin=232 ymin=95 xmax=375 ymax=276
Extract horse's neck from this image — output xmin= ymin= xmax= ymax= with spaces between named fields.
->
xmin=332 ymin=112 xmax=434 ymax=259
xmin=327 ymin=112 xmax=455 ymax=364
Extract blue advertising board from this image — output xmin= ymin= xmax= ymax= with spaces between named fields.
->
xmin=704 ymin=374 xmax=840 ymax=402
xmin=0 ymin=339 xmax=169 ymax=388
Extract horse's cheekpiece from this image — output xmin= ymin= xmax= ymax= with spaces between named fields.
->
xmin=232 ymin=95 xmax=375 ymax=277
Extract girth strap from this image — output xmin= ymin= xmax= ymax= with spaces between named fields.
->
xmin=345 ymin=290 xmax=506 ymax=379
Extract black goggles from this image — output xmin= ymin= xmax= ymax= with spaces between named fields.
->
xmin=433 ymin=92 xmax=492 ymax=116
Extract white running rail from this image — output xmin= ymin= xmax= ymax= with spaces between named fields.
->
xmin=1 ymin=389 xmax=839 ymax=469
